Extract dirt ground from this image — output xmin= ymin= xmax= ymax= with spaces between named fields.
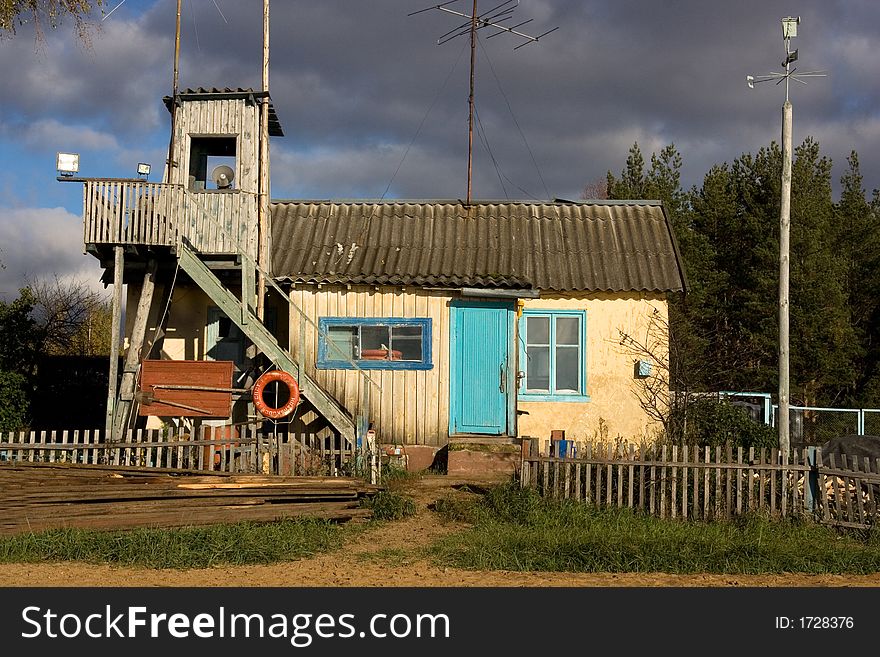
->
xmin=2 ymin=475 xmax=879 ymax=588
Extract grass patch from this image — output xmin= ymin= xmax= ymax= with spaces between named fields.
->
xmin=0 ymin=518 xmax=352 ymax=570
xmin=380 ymin=464 xmax=421 ymax=490
xmin=362 ymin=490 xmax=417 ymax=521
xmin=430 ymin=482 xmax=880 ymax=574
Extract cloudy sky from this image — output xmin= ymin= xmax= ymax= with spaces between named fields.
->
xmin=1 ymin=0 xmax=878 ymax=299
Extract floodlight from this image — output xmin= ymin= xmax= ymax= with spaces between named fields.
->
xmin=56 ymin=152 xmax=79 ymax=176
xmin=782 ymin=16 xmax=799 ymax=39
xmin=746 ymin=75 xmax=755 ymax=89
xmin=783 ymin=49 xmax=798 ymax=67
xmin=137 ymin=162 xmax=151 ymax=179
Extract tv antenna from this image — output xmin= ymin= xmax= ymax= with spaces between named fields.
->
xmin=410 ymin=1 xmax=558 ymax=204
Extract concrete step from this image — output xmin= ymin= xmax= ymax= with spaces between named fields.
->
xmin=446 ymin=439 xmax=521 ymax=477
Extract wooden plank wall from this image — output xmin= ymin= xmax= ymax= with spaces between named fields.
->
xmin=288 ymin=284 xmax=452 ymax=447
xmin=172 ymin=97 xmax=259 ymax=260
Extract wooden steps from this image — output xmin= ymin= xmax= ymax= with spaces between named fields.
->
xmin=0 ymin=462 xmax=379 ymax=535
xmin=177 ymin=244 xmax=356 ymax=443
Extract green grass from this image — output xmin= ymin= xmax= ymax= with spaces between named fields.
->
xmin=429 ymin=483 xmax=880 ymax=574
xmin=361 ymin=490 xmax=418 ymax=520
xmin=0 ymin=518 xmax=354 ymax=569
xmin=380 ymin=463 xmax=421 ymax=489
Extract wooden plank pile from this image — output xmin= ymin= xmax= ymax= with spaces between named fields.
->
xmin=0 ymin=462 xmax=380 ymax=535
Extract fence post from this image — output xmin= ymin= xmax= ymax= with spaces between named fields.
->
xmin=520 ymin=438 xmax=530 ymax=488
xmin=804 ymin=446 xmax=819 ymax=514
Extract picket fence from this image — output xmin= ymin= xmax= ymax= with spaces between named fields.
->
xmin=519 ymin=439 xmax=880 ymax=529
xmin=0 ymin=426 xmax=361 ymax=478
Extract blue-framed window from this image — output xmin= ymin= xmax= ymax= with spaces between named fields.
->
xmin=518 ymin=310 xmax=589 ymax=402
xmin=317 ymin=317 xmax=433 ymax=370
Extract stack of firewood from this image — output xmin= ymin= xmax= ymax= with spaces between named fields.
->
xmin=0 ymin=462 xmax=379 ymax=535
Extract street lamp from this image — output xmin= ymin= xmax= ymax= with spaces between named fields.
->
xmin=746 ymin=17 xmax=825 ymax=454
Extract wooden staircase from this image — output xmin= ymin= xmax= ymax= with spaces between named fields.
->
xmin=177 ymin=243 xmax=356 ymax=443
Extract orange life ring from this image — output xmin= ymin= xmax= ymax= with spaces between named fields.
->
xmin=252 ymin=370 xmax=300 ymax=419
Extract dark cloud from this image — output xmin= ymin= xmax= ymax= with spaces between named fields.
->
xmin=1 ymin=0 xmax=880 ymax=296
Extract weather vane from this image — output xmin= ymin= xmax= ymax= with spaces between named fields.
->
xmin=746 ymin=16 xmax=826 ymax=101
xmin=410 ymin=1 xmax=558 ymax=204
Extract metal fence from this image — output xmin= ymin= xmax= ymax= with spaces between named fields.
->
xmin=714 ymin=391 xmax=880 ymax=445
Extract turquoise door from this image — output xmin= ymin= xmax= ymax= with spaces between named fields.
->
xmin=449 ymin=301 xmax=514 ymax=435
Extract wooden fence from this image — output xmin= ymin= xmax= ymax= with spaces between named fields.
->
xmin=519 ymin=439 xmax=880 ymax=529
xmin=0 ymin=425 xmax=358 ymax=478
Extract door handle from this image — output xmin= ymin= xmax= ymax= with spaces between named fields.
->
xmin=499 ymin=364 xmax=506 ymax=393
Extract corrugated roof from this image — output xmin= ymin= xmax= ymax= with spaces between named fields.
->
xmin=269 ymin=200 xmax=687 ymax=293
xmin=162 ymin=87 xmax=284 ymax=136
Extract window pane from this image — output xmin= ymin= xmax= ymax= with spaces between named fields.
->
xmin=327 ymin=326 xmax=357 ymax=360
xmin=556 ymin=317 xmax=580 ymax=346
xmin=527 ymin=316 xmax=550 ymax=344
xmin=526 ymin=346 xmax=550 ymax=391
xmin=391 ymin=325 xmax=423 ymax=361
xmin=360 ymin=325 xmax=392 ymax=359
xmin=556 ymin=345 xmax=580 ymax=392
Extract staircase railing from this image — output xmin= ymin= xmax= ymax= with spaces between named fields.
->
xmin=180 ymin=191 xmax=380 ymax=446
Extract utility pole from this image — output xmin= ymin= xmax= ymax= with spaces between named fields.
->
xmin=779 ymin=96 xmax=792 ymax=454
xmin=747 ymin=17 xmax=825 ymax=454
xmin=257 ymin=0 xmax=270 ymax=321
xmin=165 ymin=0 xmax=182 ymax=184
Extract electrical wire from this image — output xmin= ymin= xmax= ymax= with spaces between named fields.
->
xmin=211 ymin=0 xmax=228 ymax=24
xmin=474 ymin=103 xmax=509 ymax=199
xmin=187 ymin=0 xmax=202 ymax=53
xmin=145 ymin=261 xmax=180 ymax=359
xmin=478 ymin=36 xmax=552 ymax=200
xmin=351 ymin=37 xmax=471 ymax=254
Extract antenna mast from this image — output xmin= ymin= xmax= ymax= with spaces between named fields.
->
xmin=165 ymin=0 xmax=183 ymax=183
xmin=410 ymin=1 xmax=558 ymax=205
xmin=257 ymin=0 xmax=270 ymax=321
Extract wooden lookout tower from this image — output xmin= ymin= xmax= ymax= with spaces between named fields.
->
xmin=74 ymin=87 xmax=358 ymax=447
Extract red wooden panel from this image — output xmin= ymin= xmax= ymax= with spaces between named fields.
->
xmin=138 ymin=360 xmax=234 ymax=418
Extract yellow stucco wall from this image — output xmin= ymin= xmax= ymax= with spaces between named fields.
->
xmin=516 ymin=292 xmax=668 ymax=443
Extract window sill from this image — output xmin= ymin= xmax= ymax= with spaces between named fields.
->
xmin=317 ymin=361 xmax=433 ymax=371
xmin=518 ymin=393 xmax=591 ymax=403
